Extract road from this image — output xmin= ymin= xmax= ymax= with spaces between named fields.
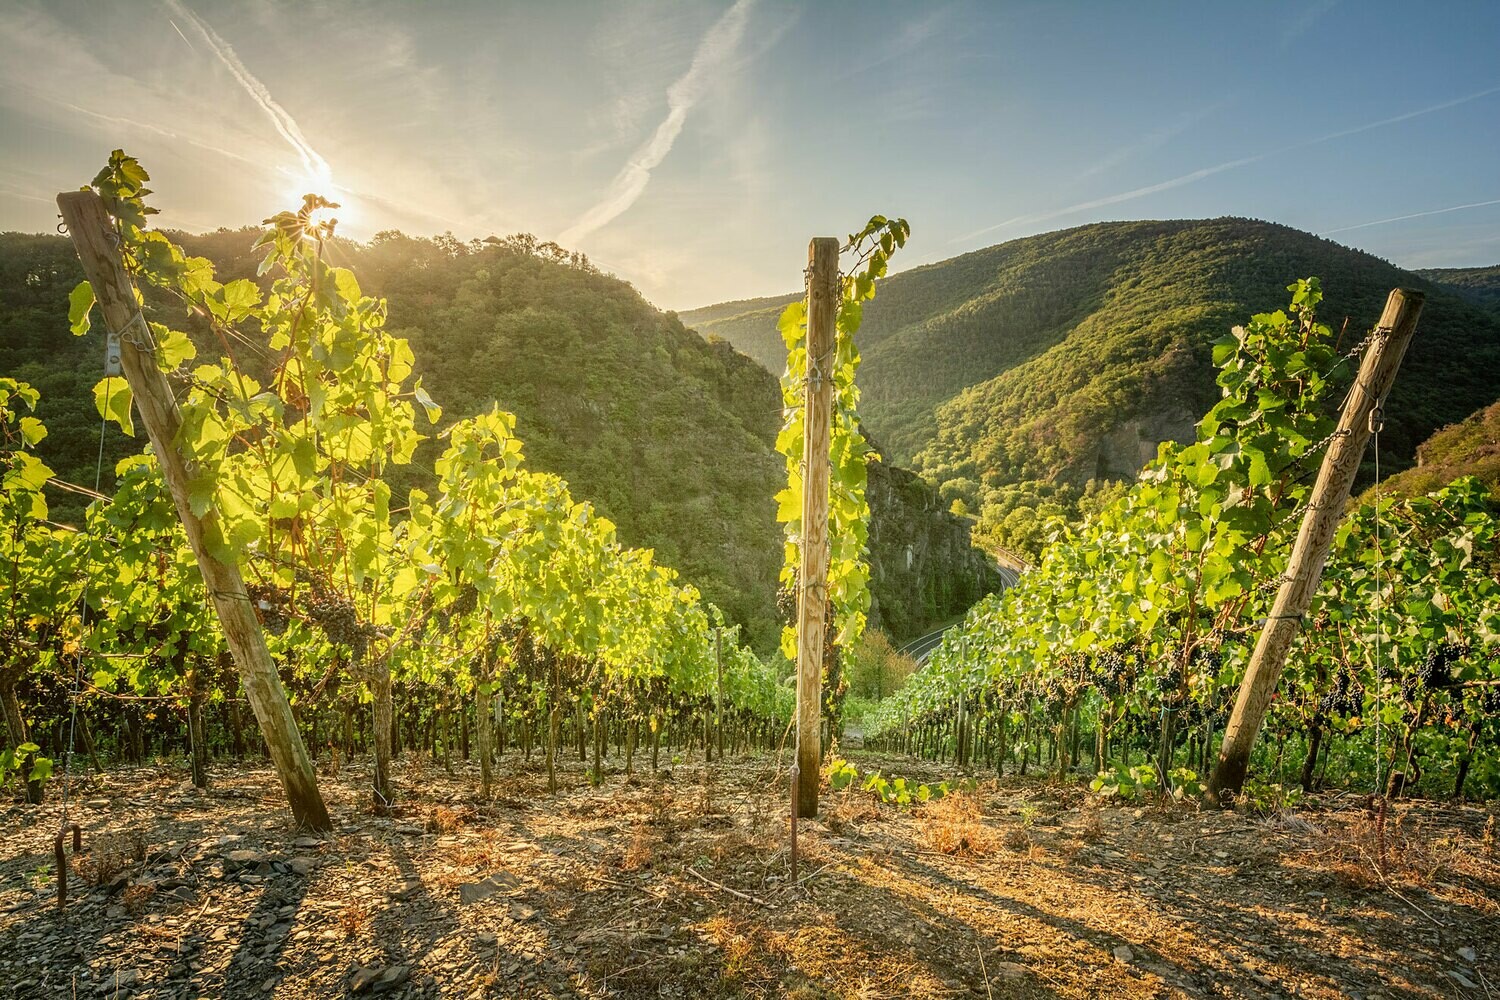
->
xmin=898 ymin=626 xmax=951 ymax=664
xmin=897 ymin=563 xmax=1022 ymax=664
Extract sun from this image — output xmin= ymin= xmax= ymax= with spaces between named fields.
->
xmin=277 ymin=165 xmax=357 ymax=232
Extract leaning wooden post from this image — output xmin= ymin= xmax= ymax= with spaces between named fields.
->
xmin=1208 ymin=288 xmax=1423 ymax=802
xmin=57 ymin=190 xmax=333 ymax=832
xmin=795 ymin=237 xmax=839 ymax=819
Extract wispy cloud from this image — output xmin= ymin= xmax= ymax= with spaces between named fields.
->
xmin=1280 ymin=0 xmax=1341 ymax=51
xmin=61 ymin=100 xmax=260 ymax=168
xmin=1074 ymin=100 xmax=1230 ymax=183
xmin=955 ymin=82 xmax=1500 ymax=246
xmin=1323 ymin=197 xmax=1500 ymax=235
xmin=560 ymin=0 xmax=756 ymax=245
xmin=833 ymin=5 xmax=949 ymax=83
xmin=163 ymin=0 xmax=331 ymax=183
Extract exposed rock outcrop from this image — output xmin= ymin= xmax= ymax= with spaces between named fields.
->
xmin=866 ymin=456 xmax=1001 ymax=640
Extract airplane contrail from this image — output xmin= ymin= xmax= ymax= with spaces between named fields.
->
xmin=60 ymin=101 xmax=259 ymax=168
xmin=167 ymin=17 xmax=195 ymax=52
xmin=162 ymin=0 xmax=331 ymax=183
xmin=955 ymin=82 xmax=1500 ymax=246
xmin=1323 ymin=197 xmax=1500 ymax=235
xmin=560 ymin=0 xmax=755 ymax=245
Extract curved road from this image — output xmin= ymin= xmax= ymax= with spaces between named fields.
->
xmin=897 ymin=563 xmax=1022 ymax=664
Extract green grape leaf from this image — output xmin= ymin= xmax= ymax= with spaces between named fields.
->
xmin=68 ymin=282 xmax=95 ymax=336
xmin=93 ymin=376 xmax=134 ymax=436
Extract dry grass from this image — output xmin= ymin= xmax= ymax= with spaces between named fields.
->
xmin=425 ymin=805 xmax=466 ymax=834
xmin=918 ymin=792 xmax=996 ymax=857
xmin=337 ymin=900 xmax=371 ymax=938
xmin=73 ymin=829 xmax=147 ymax=887
xmin=700 ymin=914 xmax=782 ymax=986
xmin=645 ymin=787 xmax=675 ymax=826
xmin=620 ymin=824 xmax=656 ymax=872
xmin=1075 ymin=800 xmax=1103 ymax=842
xmin=823 ymin=793 xmax=879 ymax=835
xmin=120 ymin=882 xmax=154 ymax=915
xmin=1295 ymin=802 xmax=1500 ymax=915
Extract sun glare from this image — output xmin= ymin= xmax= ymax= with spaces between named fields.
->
xmin=278 ymin=166 xmax=356 ymax=232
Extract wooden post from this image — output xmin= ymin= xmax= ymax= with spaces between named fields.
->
xmin=796 ymin=236 xmax=839 ymax=819
xmin=1208 ymin=288 xmax=1423 ymax=802
xmin=57 ymin=190 xmax=332 ymax=831
xmin=714 ymin=628 xmax=725 ymax=759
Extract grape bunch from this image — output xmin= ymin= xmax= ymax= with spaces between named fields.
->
xmin=1401 ymin=675 xmax=1420 ymax=705
xmin=1092 ymin=647 xmax=1131 ymax=696
xmin=305 ymin=590 xmax=376 ymax=653
xmin=1417 ymin=642 xmax=1463 ymax=691
xmin=1159 ymin=661 xmax=1185 ymax=703
xmin=1318 ymin=668 xmax=1364 ymax=718
xmin=246 ymin=583 xmax=289 ymax=637
xmin=1482 ymin=686 xmax=1500 ymax=716
xmin=433 ymin=585 xmax=479 ymax=631
xmin=1194 ymin=646 xmax=1224 ymax=674
xmin=776 ymin=581 xmax=797 ymax=630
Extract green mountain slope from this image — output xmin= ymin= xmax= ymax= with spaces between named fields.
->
xmin=684 ymin=219 xmax=1500 ymax=503
xmin=1417 ymin=264 xmax=1500 ymax=314
xmin=0 ymin=230 xmax=992 ymax=650
xmin=1358 ymin=399 xmax=1500 ymax=502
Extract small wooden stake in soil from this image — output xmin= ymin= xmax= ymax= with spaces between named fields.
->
xmin=54 ymin=823 xmax=81 ymax=910
xmin=1208 ymin=287 xmax=1424 ymax=802
xmin=796 ymin=236 xmax=839 ymax=819
xmin=56 ymin=190 xmax=332 ymax=832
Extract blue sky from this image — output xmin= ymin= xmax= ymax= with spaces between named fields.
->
xmin=2 ymin=1 xmax=1498 ymax=309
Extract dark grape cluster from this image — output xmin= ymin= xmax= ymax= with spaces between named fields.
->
xmin=433 ymin=585 xmax=479 ymax=631
xmin=1178 ymin=701 xmax=1209 ymax=729
xmin=1416 ymin=642 xmax=1463 ymax=691
xmin=1092 ymin=647 xmax=1131 ymax=696
xmin=1318 ymin=668 xmax=1364 ymax=718
xmin=776 ymin=581 xmax=797 ymax=629
xmin=305 ymin=590 xmax=377 ymax=652
xmin=1482 ymin=687 xmax=1500 ymax=716
xmin=449 ymin=586 xmax=478 ymax=619
xmin=1193 ymin=646 xmax=1224 ymax=673
xmin=1159 ymin=662 xmax=1185 ymax=702
xmin=1401 ymin=675 xmax=1420 ymax=704
xmin=246 ymin=583 xmax=289 ymax=637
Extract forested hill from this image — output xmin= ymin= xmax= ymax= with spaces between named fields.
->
xmin=682 ymin=219 xmax=1500 ymax=508
xmin=0 ymin=229 xmax=992 ymax=651
xmin=1417 ymin=264 xmax=1500 ymax=314
xmin=1359 ymin=400 xmax=1500 ymax=503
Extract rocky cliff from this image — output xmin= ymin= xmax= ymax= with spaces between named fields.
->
xmin=865 ymin=455 xmax=1001 ymax=639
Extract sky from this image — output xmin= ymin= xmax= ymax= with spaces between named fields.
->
xmin=2 ymin=0 xmax=1499 ymax=311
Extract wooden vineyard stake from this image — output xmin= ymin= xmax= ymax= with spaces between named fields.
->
xmin=1208 ymin=287 xmax=1424 ymax=802
xmin=57 ymin=190 xmax=333 ymax=831
xmin=715 ymin=628 xmax=725 ymax=759
xmin=795 ymin=236 xmax=839 ymax=819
